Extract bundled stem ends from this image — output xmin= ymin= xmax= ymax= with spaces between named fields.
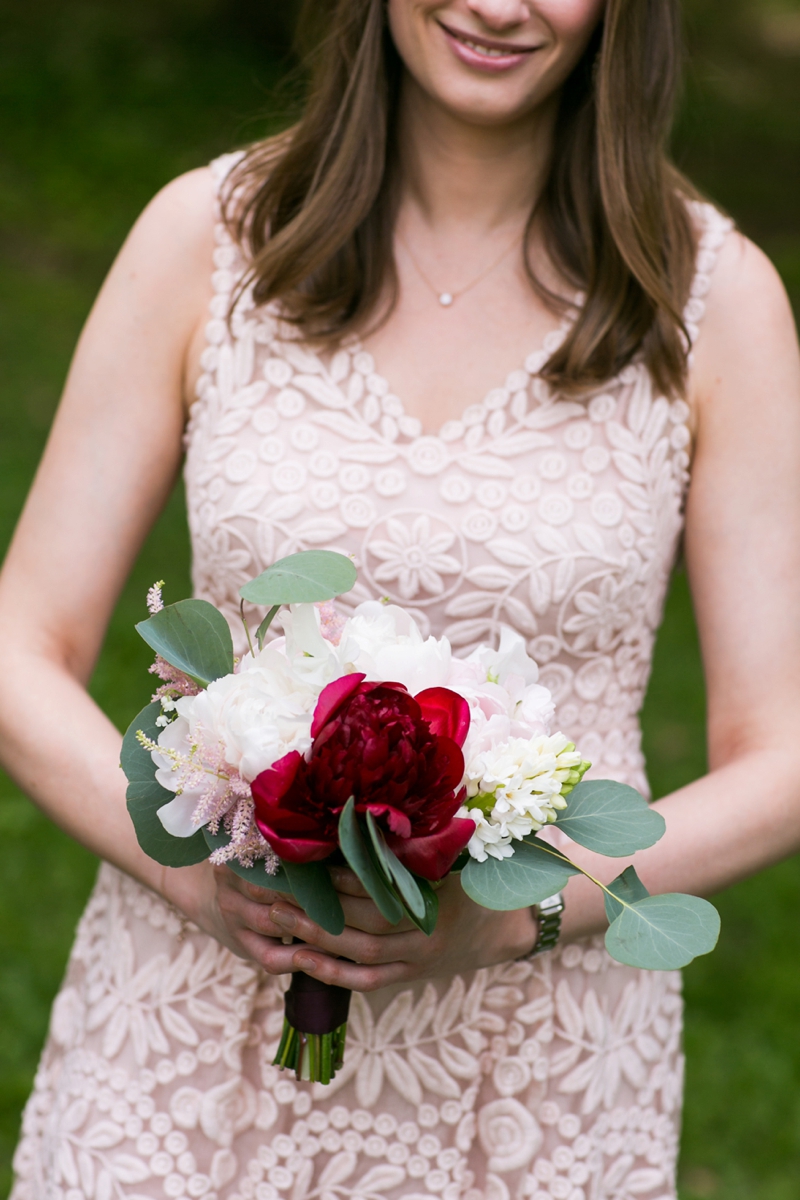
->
xmin=274 ymin=972 xmax=352 ymax=1084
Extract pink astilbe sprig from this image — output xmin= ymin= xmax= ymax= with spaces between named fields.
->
xmin=316 ymin=600 xmax=346 ymax=646
xmin=146 ymin=580 xmax=166 ymax=614
xmin=149 ymin=655 xmax=201 ymax=704
xmin=144 ymin=582 xmax=202 ymax=710
xmin=142 ymin=721 xmax=279 ymax=873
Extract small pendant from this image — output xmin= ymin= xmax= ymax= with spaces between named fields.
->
xmin=438 ymin=292 xmax=454 ymax=307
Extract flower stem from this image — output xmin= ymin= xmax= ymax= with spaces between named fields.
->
xmin=240 ymin=598 xmax=255 ymax=656
xmin=525 ymin=837 xmax=642 ymax=915
xmin=273 ymin=1018 xmax=348 ymax=1084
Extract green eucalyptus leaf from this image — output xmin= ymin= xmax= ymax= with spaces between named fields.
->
xmin=605 ymin=893 xmax=721 ymax=970
xmin=365 ymin=812 xmax=426 ymax=921
xmin=240 ymin=550 xmax=357 ymax=606
xmin=283 ymin=861 xmax=345 ymax=936
xmin=409 ymin=876 xmax=439 ymax=936
xmin=556 ymin=779 xmax=666 ymax=856
xmin=604 ymin=865 xmax=650 ymax=924
xmin=136 ymin=599 xmax=233 ymax=688
xmin=339 ymin=798 xmax=404 ymax=925
xmin=122 ymin=702 xmax=208 ymax=867
xmin=461 ymin=837 xmax=581 ymax=911
xmin=202 ymin=827 xmax=293 ymax=894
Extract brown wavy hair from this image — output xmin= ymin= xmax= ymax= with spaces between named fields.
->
xmin=227 ymin=0 xmax=701 ymax=398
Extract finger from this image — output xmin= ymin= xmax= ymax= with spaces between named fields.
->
xmin=337 ymin=894 xmax=416 ymax=935
xmin=217 ymin=880 xmax=305 ymax=940
xmin=269 ymin=902 xmax=424 ymax=964
xmin=327 ymin=865 xmax=370 ymax=898
xmin=236 ymin=929 xmax=316 ymax=975
xmin=291 ymin=946 xmax=413 ymax=992
xmin=214 ymin=865 xmax=289 ymax=907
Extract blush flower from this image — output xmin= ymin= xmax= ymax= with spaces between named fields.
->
xmin=252 ymin=674 xmax=474 ymax=880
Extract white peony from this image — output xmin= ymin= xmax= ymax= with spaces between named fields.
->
xmin=150 ymin=619 xmax=327 ymax=837
xmin=335 ymin=601 xmax=453 ymax=694
xmin=180 ymin=643 xmax=317 ymax=782
xmin=276 ymin=603 xmax=343 ymax=690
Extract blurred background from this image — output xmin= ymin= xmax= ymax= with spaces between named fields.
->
xmin=0 ymin=1 xmax=798 ymax=1196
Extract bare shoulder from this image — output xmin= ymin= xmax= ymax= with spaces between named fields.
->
xmin=690 ymin=226 xmax=800 ymax=419
xmin=81 ymin=166 xmax=221 ymax=405
xmin=704 ymin=229 xmax=793 ymax=331
xmin=114 ymin=166 xmax=217 ymax=293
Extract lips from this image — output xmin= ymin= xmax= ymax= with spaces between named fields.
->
xmin=437 ymin=19 xmax=540 ymax=70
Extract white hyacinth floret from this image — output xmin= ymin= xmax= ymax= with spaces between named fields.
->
xmin=460 ymin=733 xmax=591 ymax=862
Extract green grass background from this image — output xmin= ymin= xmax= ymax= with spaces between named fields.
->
xmin=0 ymin=1 xmax=798 ymax=1196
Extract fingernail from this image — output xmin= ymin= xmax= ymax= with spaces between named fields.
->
xmin=294 ymin=954 xmax=316 ymax=970
xmin=271 ymin=908 xmax=296 ymax=930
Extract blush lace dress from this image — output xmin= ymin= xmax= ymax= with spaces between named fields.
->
xmin=11 ymin=156 xmax=732 ymax=1200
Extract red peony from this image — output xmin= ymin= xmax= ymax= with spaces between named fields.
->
xmin=251 ymin=674 xmax=474 ymax=881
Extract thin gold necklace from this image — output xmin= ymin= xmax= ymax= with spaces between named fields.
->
xmin=398 ymin=229 xmax=522 ymax=307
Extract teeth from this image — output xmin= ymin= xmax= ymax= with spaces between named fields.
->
xmin=462 ymin=39 xmax=512 ymax=57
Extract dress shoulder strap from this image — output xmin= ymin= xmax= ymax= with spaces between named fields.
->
xmin=205 ymin=153 xmax=250 ymax=319
xmin=683 ymin=200 xmax=735 ymax=349
xmin=210 ymin=151 xmax=247 ymax=206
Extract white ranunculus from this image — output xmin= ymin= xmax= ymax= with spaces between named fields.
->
xmin=336 ymin=602 xmax=453 ymax=694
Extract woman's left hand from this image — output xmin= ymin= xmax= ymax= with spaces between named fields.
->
xmin=220 ymin=866 xmax=539 ymax=991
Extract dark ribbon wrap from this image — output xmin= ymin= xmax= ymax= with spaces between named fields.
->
xmin=285 ymin=972 xmax=352 ymax=1036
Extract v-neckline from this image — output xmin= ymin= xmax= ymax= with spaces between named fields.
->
xmin=345 ymin=307 xmax=578 ymax=441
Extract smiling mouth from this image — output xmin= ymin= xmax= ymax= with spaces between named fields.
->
xmin=437 ymin=19 xmax=540 ymax=59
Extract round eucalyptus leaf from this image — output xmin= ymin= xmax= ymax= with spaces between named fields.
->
xmin=556 ymin=779 xmax=665 ymax=856
xmin=122 ymin=701 xmax=208 ymax=867
xmin=605 ymin=893 xmax=721 ymax=970
xmin=240 ymin=550 xmax=357 ymax=606
xmin=460 ymin=838 xmax=580 ymax=910
xmin=135 ymin=598 xmax=233 ymax=688
xmin=603 ymin=864 xmax=650 ymax=924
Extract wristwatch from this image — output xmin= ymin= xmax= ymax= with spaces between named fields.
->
xmin=517 ymin=892 xmax=565 ymax=960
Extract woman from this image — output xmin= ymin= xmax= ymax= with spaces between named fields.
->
xmin=3 ymin=0 xmax=800 ymax=1197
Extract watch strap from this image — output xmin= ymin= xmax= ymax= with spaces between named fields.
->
xmin=517 ymin=891 xmax=564 ymax=960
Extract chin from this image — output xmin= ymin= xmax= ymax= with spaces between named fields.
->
xmin=417 ymin=70 xmax=551 ymax=129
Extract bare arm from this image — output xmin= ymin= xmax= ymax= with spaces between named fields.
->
xmin=0 ymin=169 xmax=215 ymax=893
xmin=549 ymin=233 xmax=800 ymax=941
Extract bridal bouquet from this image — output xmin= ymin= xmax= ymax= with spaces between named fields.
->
xmin=122 ymin=551 xmax=719 ymax=1084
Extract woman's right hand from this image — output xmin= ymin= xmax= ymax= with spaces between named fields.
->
xmin=161 ymin=860 xmax=418 ymax=981
xmin=160 ymin=860 xmax=336 ymax=971
xmin=163 ymin=860 xmax=541 ymax=992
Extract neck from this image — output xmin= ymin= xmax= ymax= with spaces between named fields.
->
xmin=395 ymin=73 xmax=558 ymax=234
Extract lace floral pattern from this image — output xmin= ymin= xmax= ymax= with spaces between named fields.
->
xmin=11 ymin=155 xmax=732 ymax=1200
xmin=12 ymin=866 xmax=683 ymax=1200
